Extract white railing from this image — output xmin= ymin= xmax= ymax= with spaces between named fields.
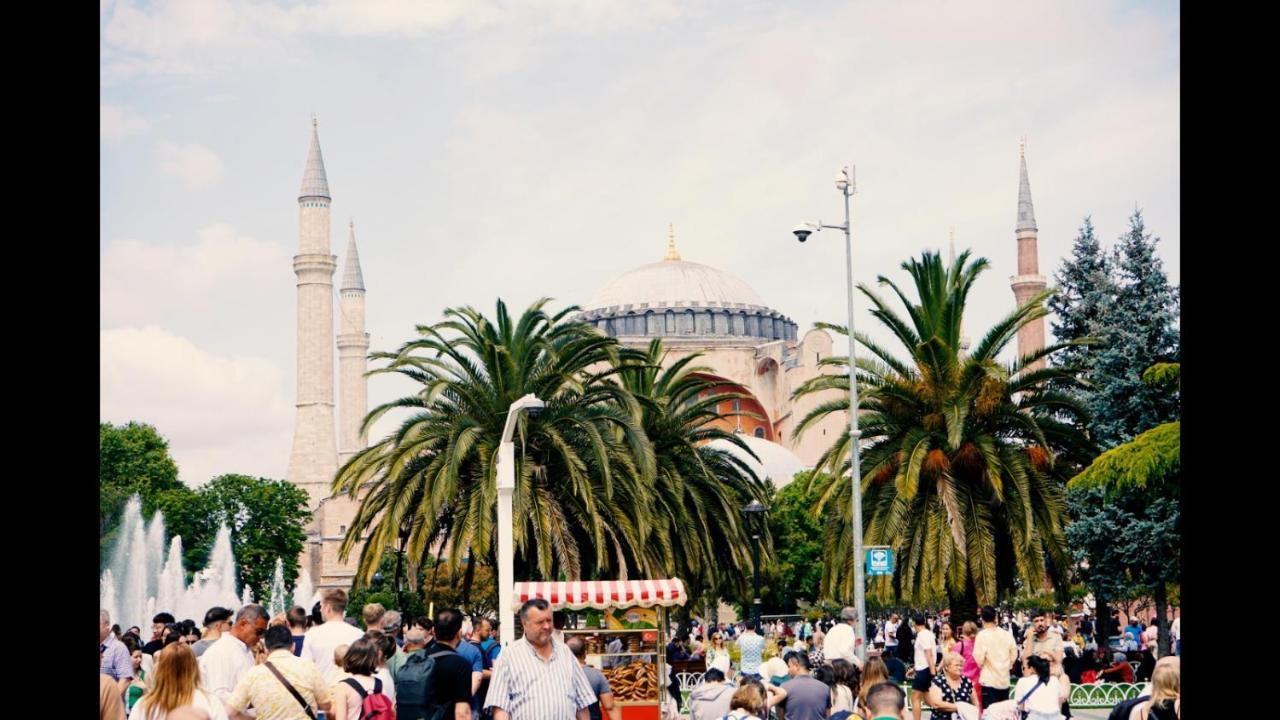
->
xmin=678 ymin=673 xmax=1144 ymax=712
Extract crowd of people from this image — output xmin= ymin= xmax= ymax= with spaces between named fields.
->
xmin=101 ymin=593 xmax=1180 ymax=720
xmin=673 ymin=605 xmax=1180 ymax=720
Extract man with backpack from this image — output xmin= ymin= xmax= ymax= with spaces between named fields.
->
xmin=396 ymin=608 xmax=475 ymax=720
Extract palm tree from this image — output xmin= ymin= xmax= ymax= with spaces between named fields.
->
xmin=793 ymin=250 xmax=1095 ymax=619
xmin=611 ymin=339 xmax=772 ymax=606
xmin=332 ymin=298 xmax=659 ymax=586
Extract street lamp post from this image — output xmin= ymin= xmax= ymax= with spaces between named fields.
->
xmin=792 ymin=164 xmax=867 ymax=662
xmin=497 ymin=393 xmax=546 ymax=648
xmin=742 ymin=499 xmax=767 ymax=627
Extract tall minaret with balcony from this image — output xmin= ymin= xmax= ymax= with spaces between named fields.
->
xmin=287 ymin=117 xmax=339 ymax=508
xmin=1010 ymin=139 xmax=1048 ymax=372
xmin=337 ymin=220 xmax=369 ymax=465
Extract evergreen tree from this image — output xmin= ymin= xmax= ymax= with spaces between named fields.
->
xmin=1089 ymin=210 xmax=1180 ymax=446
xmin=1048 ymin=216 xmax=1114 ymax=375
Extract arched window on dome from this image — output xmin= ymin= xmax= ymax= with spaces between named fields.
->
xmin=732 ymin=312 xmax=745 ymax=336
xmin=746 ymin=314 xmax=760 ymax=337
xmin=646 ymin=311 xmax=660 ymax=336
xmin=754 ymin=426 xmax=765 ymax=439
xmin=665 ymin=310 xmax=675 ymax=334
xmin=696 ymin=311 xmax=711 ymax=335
xmin=604 ymin=319 xmax=616 ymax=337
xmin=682 ymin=310 xmax=695 ymax=334
xmin=712 ymin=311 xmax=727 ymax=335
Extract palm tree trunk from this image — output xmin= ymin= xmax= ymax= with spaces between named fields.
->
xmin=1152 ymin=582 xmax=1170 ymax=657
xmin=947 ymin=577 xmax=980 ymax=627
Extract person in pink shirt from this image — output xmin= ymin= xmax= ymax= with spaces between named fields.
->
xmin=958 ymin=621 xmax=982 ymax=715
xmin=1141 ymin=621 xmax=1159 ymax=658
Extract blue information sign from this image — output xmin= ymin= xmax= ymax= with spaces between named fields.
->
xmin=866 ymin=547 xmax=893 ymax=576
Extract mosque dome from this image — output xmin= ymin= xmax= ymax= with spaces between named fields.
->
xmin=579 ymin=227 xmax=798 ymax=343
xmin=706 ymin=434 xmax=810 ymax=489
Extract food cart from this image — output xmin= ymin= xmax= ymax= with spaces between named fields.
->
xmin=513 ymin=579 xmax=687 ymax=720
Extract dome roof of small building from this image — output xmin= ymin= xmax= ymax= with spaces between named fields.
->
xmin=706 ymin=434 xmax=810 ymax=489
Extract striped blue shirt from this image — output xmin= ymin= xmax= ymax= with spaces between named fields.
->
xmin=484 ymin=637 xmax=596 ymax=720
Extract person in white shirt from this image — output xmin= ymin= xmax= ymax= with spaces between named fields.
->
xmin=884 ymin=614 xmax=901 ymax=655
xmin=199 ymin=604 xmax=268 ymax=706
xmin=1170 ymin=616 xmax=1180 ymax=656
xmin=909 ymin=615 xmax=937 ymax=720
xmin=301 ymin=589 xmax=366 ymax=685
xmin=823 ymin=606 xmax=865 ymax=670
xmin=1012 ymin=655 xmax=1066 ymax=720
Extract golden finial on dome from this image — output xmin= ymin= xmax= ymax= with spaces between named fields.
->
xmin=664 ymin=222 xmax=681 ymax=261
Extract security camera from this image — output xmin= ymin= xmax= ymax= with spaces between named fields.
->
xmin=793 ymin=222 xmax=818 ymax=242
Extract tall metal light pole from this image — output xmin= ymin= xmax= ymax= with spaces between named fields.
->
xmin=792 ymin=164 xmax=866 ymax=662
xmin=497 ymin=393 xmax=545 ymax=647
xmin=742 ymin=499 xmax=766 ymax=627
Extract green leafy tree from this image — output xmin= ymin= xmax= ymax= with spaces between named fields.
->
xmin=793 ymin=250 xmax=1096 ymax=623
xmin=760 ymin=473 xmax=825 ymax=613
xmin=333 ymin=299 xmax=657 ymax=586
xmin=199 ymin=474 xmax=310 ymax=603
xmin=100 ymin=422 xmax=183 ymax=562
xmin=612 ymin=339 xmax=769 ymax=607
xmin=1088 ymin=211 xmax=1180 ymax=446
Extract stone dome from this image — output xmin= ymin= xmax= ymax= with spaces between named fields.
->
xmin=584 ymin=259 xmax=767 ymax=313
xmin=578 ymin=236 xmax=798 ymax=343
xmin=706 ymin=434 xmax=810 ymax=489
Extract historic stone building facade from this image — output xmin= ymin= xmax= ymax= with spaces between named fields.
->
xmin=287 ymin=127 xmax=1047 ymax=589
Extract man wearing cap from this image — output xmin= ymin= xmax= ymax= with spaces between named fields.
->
xmin=192 ymin=607 xmax=234 ymax=658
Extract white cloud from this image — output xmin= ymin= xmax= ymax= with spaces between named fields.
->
xmin=157 ymin=141 xmax=225 ymax=188
xmin=100 ymin=326 xmax=292 ymax=486
xmin=101 ymin=223 xmax=288 ymax=326
xmin=100 ymin=103 xmax=151 ymax=143
xmin=100 ymin=0 xmax=687 ymax=80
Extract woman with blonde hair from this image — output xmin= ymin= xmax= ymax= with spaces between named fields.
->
xmin=128 ymin=644 xmax=228 ymax=720
xmin=1134 ymin=663 xmax=1178 ymax=720
xmin=958 ymin=621 xmax=981 ymax=713
xmin=706 ymin=632 xmax=732 ymax=675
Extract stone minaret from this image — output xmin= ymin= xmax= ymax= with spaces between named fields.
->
xmin=287 ymin=117 xmax=339 ymax=509
xmin=1009 ymin=139 xmax=1047 ymax=372
xmin=337 ymin=220 xmax=369 ymax=465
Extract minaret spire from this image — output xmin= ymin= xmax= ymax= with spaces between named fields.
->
xmin=664 ymin=223 xmax=681 ymax=261
xmin=338 ymin=218 xmax=370 ymax=466
xmin=288 ymin=116 xmax=339 ymax=510
xmin=1016 ymin=136 xmax=1036 ymax=233
xmin=299 ymin=117 xmax=330 ymax=200
xmin=1010 ymin=138 xmax=1047 ymax=371
xmin=341 ymin=219 xmax=365 ymax=291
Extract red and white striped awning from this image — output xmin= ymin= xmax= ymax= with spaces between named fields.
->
xmin=512 ymin=579 xmax=688 ymax=610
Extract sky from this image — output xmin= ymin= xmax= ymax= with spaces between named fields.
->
xmin=100 ymin=0 xmax=1180 ymax=487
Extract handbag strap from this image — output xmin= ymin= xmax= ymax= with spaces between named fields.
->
xmin=1017 ymin=679 xmax=1045 ymax=706
xmin=264 ymin=661 xmax=317 ymax=720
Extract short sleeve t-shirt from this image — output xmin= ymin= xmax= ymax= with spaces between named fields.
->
xmin=913 ymin=628 xmax=937 ymax=671
xmin=779 ymin=674 xmax=831 ymax=720
xmin=583 ymin=665 xmax=612 ymax=720
xmin=421 ymin=642 xmax=478 ymax=719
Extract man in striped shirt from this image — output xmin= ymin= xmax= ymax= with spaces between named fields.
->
xmin=484 ymin=598 xmax=596 ymax=720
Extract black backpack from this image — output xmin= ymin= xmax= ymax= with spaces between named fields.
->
xmin=1106 ymin=694 xmax=1150 ymax=720
xmin=394 ymin=647 xmax=455 ymax=720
